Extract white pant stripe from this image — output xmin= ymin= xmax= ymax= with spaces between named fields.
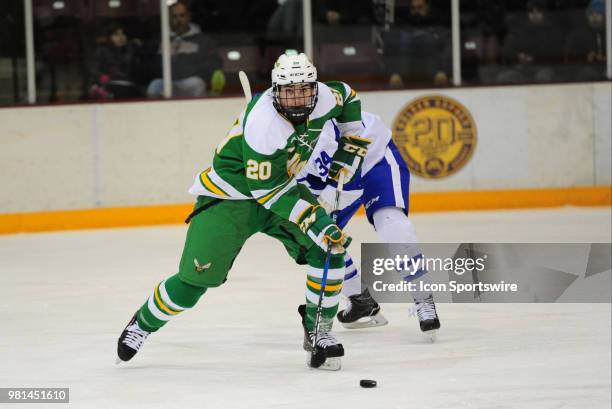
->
xmin=384 ymin=149 xmax=405 ymax=209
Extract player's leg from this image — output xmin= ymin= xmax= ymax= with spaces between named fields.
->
xmin=334 ymin=199 xmax=362 ymax=298
xmin=341 ymin=252 xmax=361 ymax=297
xmin=133 ymin=198 xmax=251 ymax=331
xmin=371 ymin=207 xmax=440 ymax=333
xmin=117 ymin=197 xmax=256 ymax=362
xmin=301 ymin=245 xmax=346 ymax=368
xmin=364 ymin=142 xmax=440 ymax=334
xmin=117 ymin=273 xmax=207 ymax=362
xmin=333 ymin=200 xmax=388 ymax=328
xmin=262 ymin=213 xmax=346 ymax=369
xmin=303 ymin=179 xmax=364 ymax=299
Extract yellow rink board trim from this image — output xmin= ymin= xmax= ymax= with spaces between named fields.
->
xmin=409 ymin=186 xmax=611 ymax=213
xmin=1 ymin=186 xmax=610 ymax=235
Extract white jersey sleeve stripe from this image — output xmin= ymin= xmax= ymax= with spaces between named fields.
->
xmin=336 ymin=120 xmax=366 ymax=138
xmin=251 ymin=179 xmax=289 ymax=199
xmin=261 ymin=178 xmax=298 ymax=209
xmin=208 ymin=168 xmax=250 ymax=199
xmin=289 ymin=199 xmax=314 ymax=224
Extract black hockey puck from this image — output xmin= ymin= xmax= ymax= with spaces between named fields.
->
xmin=360 ymin=379 xmax=377 ymax=388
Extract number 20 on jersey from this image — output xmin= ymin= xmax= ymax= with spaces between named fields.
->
xmin=246 ymin=159 xmax=272 ymax=180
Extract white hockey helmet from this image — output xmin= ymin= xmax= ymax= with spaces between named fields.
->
xmin=271 ymin=50 xmax=317 ymax=86
xmin=271 ymin=50 xmax=318 ymax=123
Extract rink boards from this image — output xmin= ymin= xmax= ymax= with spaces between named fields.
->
xmin=0 ymin=82 xmax=610 ymax=232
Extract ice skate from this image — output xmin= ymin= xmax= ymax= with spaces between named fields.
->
xmin=298 ymin=305 xmax=344 ymax=371
xmin=116 ymin=313 xmax=150 ymax=364
xmin=337 ymin=288 xmax=388 ymax=329
xmin=413 ymin=295 xmax=440 ymax=342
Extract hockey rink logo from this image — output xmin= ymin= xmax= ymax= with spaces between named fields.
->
xmin=392 ymin=95 xmax=477 ymax=178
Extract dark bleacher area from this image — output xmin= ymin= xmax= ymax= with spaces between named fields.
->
xmin=0 ymin=0 xmax=607 ymax=105
xmin=30 ymin=0 xmax=161 ymax=102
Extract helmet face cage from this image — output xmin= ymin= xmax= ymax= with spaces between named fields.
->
xmin=272 ymin=82 xmax=318 ymax=124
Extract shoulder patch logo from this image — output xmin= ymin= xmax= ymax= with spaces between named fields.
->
xmin=392 ymin=95 xmax=477 ymax=179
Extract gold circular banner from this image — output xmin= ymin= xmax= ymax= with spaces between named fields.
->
xmin=392 ymin=95 xmax=477 ymax=179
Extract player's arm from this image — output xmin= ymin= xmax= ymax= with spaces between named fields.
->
xmin=326 ymin=81 xmax=370 ymax=183
xmin=243 ymin=140 xmax=349 ymax=252
xmin=328 ymin=81 xmax=363 ymax=136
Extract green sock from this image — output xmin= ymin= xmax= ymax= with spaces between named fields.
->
xmin=136 ymin=273 xmax=207 ymax=332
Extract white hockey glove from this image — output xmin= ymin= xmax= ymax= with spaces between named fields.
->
xmin=317 ymin=185 xmax=363 ymax=215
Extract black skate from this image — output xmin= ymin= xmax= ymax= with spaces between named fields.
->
xmin=337 ymin=288 xmax=388 ymax=329
xmin=414 ymin=295 xmax=440 ymax=341
xmin=116 ymin=313 xmax=150 ymax=364
xmin=298 ymin=305 xmax=344 ymax=371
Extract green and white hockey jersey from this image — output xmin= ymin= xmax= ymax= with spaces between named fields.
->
xmin=189 ymin=81 xmax=367 ymax=225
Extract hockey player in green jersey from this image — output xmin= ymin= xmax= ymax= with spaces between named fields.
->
xmin=117 ymin=51 xmax=370 ymax=370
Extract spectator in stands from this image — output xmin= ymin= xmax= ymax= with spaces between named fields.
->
xmin=314 ymin=0 xmax=374 ymax=25
xmin=147 ymin=1 xmax=225 ymax=98
xmin=267 ymin=0 xmax=303 ymax=47
xmin=496 ymin=0 xmax=564 ymax=83
xmin=395 ymin=0 xmax=442 ymax=26
xmin=191 ymin=0 xmax=277 ymax=34
xmin=565 ymin=0 xmax=607 ymax=80
xmin=383 ymin=0 xmax=451 ymax=86
xmin=89 ymin=24 xmax=144 ymax=100
xmin=266 ymin=0 xmax=373 ymax=44
xmin=459 ymin=0 xmax=507 ymax=83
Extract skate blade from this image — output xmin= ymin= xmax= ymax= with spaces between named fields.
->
xmin=423 ymin=330 xmax=437 ymax=343
xmin=341 ymin=312 xmax=389 ymax=329
xmin=307 ymin=355 xmax=342 ymax=371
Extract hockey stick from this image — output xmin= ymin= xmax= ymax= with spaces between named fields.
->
xmin=310 ymin=171 xmax=346 ymax=369
xmin=238 ymin=71 xmax=252 ymax=102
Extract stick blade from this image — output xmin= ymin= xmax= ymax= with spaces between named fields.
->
xmin=238 ymin=71 xmax=252 ymax=102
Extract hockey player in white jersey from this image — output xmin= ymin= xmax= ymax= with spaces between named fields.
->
xmin=297 ymin=111 xmax=441 ymax=335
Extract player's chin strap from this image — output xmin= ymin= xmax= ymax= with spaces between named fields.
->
xmin=310 ymin=170 xmax=346 ymax=368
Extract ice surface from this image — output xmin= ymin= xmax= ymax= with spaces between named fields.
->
xmin=1 ymin=207 xmax=610 ymax=409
